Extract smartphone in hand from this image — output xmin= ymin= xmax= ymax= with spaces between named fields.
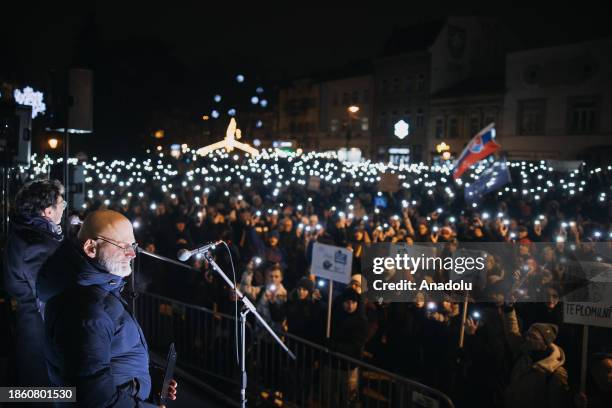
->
xmin=159 ymin=343 xmax=177 ymax=405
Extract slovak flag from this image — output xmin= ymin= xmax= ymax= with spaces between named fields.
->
xmin=452 ymin=123 xmax=501 ymax=179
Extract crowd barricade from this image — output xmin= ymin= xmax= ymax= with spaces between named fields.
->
xmin=135 ymin=291 xmax=455 ymax=408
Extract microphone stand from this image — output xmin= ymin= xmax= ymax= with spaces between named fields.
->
xmin=134 ymin=248 xmax=202 ymax=316
xmin=202 ymin=250 xmax=296 ymax=408
xmin=137 ymin=247 xmax=202 ymax=272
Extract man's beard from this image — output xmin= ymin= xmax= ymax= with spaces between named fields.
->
xmin=98 ymin=253 xmax=132 ymax=278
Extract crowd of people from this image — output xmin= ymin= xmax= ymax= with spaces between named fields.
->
xmin=5 ymin=147 xmax=612 ymax=407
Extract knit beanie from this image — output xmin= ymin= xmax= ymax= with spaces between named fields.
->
xmin=296 ymin=277 xmax=314 ymax=293
xmin=530 ymin=323 xmax=559 ymax=345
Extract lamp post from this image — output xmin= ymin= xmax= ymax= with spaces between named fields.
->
xmin=346 ymin=105 xmax=360 ymax=149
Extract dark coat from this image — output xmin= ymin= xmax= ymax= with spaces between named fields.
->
xmin=38 ymin=240 xmax=157 ymax=407
xmin=3 ymin=216 xmax=63 ymax=386
xmin=328 ymin=290 xmax=368 ymax=360
xmin=284 ymin=295 xmax=324 ymax=342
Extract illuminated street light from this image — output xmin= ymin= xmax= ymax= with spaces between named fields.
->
xmin=436 ymin=142 xmax=450 ymax=153
xmin=348 ymin=105 xmax=360 ymax=114
xmin=48 ymin=138 xmax=59 ymax=149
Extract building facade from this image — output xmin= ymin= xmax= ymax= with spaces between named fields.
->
xmin=499 ymin=38 xmax=612 ymax=162
xmin=277 ymin=78 xmax=320 ymax=149
xmin=319 ymin=74 xmax=374 ymax=156
xmin=373 ymin=17 xmax=510 ymax=163
xmin=428 ymin=79 xmax=504 ymax=163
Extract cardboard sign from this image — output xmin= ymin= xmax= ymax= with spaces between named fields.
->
xmin=307 ymin=176 xmax=321 ymax=191
xmin=310 ymin=242 xmax=352 ymax=284
xmin=378 ymin=173 xmax=400 ymax=193
xmin=564 ymin=302 xmax=612 ymax=328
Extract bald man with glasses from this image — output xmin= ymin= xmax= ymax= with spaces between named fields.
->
xmin=38 ymin=210 xmax=177 ymax=407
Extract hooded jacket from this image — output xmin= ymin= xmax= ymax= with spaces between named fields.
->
xmin=38 ymin=240 xmax=156 ymax=407
xmin=503 ymin=308 xmax=571 ymax=408
xmin=3 ymin=215 xmax=63 ymax=386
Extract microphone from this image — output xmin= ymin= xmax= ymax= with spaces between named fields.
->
xmin=69 ymin=215 xmax=83 ymax=225
xmin=177 ymin=240 xmax=223 ymax=262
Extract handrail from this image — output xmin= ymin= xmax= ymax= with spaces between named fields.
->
xmin=136 ymin=290 xmax=455 ymax=408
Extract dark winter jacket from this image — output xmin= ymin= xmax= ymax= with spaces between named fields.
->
xmin=328 ymin=289 xmax=368 ymax=360
xmin=3 ymin=216 xmax=63 ymax=385
xmin=284 ymin=295 xmax=324 ymax=342
xmin=503 ymin=308 xmax=571 ymax=408
xmin=38 ymin=240 xmax=156 ymax=407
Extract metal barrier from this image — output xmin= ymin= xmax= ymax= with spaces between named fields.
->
xmin=135 ymin=291 xmax=455 ymax=408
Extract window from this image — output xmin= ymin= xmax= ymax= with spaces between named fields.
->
xmin=351 ymin=90 xmax=359 ymax=104
xmin=416 ymin=74 xmax=425 ymax=92
xmin=568 ymin=96 xmax=599 ymax=134
xmin=381 ymin=80 xmax=388 ymax=94
xmin=416 ymin=109 xmax=424 ymax=128
xmin=435 ymin=117 xmax=444 ymax=139
xmin=362 ymin=89 xmax=369 ymax=104
xmin=518 ymin=99 xmax=546 ymax=135
xmin=469 ymin=116 xmax=480 ymax=136
xmin=342 ymin=93 xmax=349 ymax=105
xmin=361 ymin=117 xmax=369 ymax=131
xmin=448 ymin=117 xmax=459 ymax=139
xmin=332 ymin=93 xmax=339 ymax=107
xmin=413 ymin=144 xmax=423 ymax=162
xmin=331 ymin=119 xmax=339 ymax=132
xmin=405 ymin=76 xmax=413 ymax=92
xmin=379 ymin=112 xmax=387 ymax=129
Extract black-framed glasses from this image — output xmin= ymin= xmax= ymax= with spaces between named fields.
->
xmin=55 ymin=198 xmax=68 ymax=210
xmin=96 ymin=236 xmax=138 ymax=255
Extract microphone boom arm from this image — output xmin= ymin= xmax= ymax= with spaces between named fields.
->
xmin=137 ymin=247 xmax=201 ymax=272
xmin=203 ymin=250 xmax=296 ymax=360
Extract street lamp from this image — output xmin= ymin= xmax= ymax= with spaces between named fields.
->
xmin=48 ymin=138 xmax=59 ymax=149
xmin=346 ymin=105 xmax=360 ymax=149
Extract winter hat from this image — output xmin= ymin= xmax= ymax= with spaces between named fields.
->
xmin=268 ymin=229 xmax=280 ymax=240
xmin=340 ymin=287 xmax=361 ymax=303
xmin=530 ymin=323 xmax=559 ymax=345
xmin=296 ymin=277 xmax=314 ymax=293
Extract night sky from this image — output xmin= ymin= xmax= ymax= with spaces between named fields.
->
xmin=2 ymin=4 xmax=611 ymax=156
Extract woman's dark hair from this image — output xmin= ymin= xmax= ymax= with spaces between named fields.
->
xmin=14 ymin=179 xmax=64 ymax=219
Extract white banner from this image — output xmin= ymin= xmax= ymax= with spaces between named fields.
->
xmin=564 ymin=302 xmax=612 ymax=328
xmin=310 ymin=242 xmax=352 ymax=284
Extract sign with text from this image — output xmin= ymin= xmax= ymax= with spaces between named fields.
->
xmin=564 ymin=302 xmax=612 ymax=328
xmin=307 ymin=176 xmax=321 ymax=191
xmin=378 ymin=173 xmax=400 ymax=193
xmin=310 ymin=242 xmax=352 ymax=284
